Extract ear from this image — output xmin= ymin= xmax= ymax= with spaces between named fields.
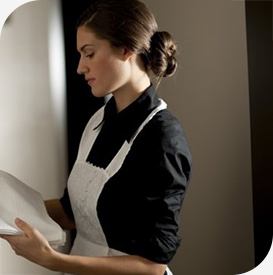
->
xmin=122 ymin=47 xmax=134 ymax=61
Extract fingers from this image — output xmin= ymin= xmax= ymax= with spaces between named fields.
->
xmin=0 ymin=234 xmax=21 ymax=255
xmin=1 ymin=235 xmax=25 ymax=257
xmin=0 ymin=234 xmax=8 ymax=241
xmin=0 ymin=233 xmax=23 ymax=243
xmin=0 ymin=218 xmax=33 ymax=241
xmin=0 ymin=234 xmax=17 ymax=241
xmin=0 ymin=222 xmax=54 ymax=267
xmin=15 ymin=218 xmax=33 ymax=235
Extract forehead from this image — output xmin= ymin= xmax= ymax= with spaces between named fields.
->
xmin=77 ymin=26 xmax=111 ymax=52
xmin=77 ymin=26 xmax=97 ymax=50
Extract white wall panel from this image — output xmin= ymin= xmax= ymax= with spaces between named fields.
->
xmin=0 ymin=1 xmax=68 ymax=274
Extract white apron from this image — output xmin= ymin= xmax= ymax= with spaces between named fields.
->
xmin=67 ymin=99 xmax=173 ymax=275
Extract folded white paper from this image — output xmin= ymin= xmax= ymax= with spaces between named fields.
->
xmin=0 ymin=170 xmax=66 ymax=246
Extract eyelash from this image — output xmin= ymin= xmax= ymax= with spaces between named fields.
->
xmin=86 ymin=53 xmax=94 ymax=59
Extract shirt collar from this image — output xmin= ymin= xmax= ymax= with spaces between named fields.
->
xmin=95 ymin=84 xmax=161 ymax=141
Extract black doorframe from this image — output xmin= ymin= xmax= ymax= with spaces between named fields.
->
xmin=245 ymin=0 xmax=273 ymax=267
xmin=61 ymin=0 xmax=104 ymax=172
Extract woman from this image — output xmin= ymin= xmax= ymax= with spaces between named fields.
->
xmin=1 ymin=0 xmax=192 ymax=274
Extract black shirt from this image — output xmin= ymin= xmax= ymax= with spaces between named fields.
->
xmin=60 ymin=84 xmax=192 ymax=264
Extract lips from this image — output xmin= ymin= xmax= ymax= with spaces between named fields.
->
xmin=86 ymin=78 xmax=96 ymax=86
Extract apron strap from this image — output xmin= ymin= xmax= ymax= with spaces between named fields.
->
xmin=106 ymin=99 xmax=167 ymax=177
xmin=76 ymin=105 xmax=105 ymax=161
xmin=129 ymin=99 xmax=167 ymax=144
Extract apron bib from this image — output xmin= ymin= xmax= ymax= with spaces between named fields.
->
xmin=67 ymin=99 xmax=173 ymax=275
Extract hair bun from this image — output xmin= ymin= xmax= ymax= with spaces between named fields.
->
xmin=149 ymin=31 xmax=178 ymax=78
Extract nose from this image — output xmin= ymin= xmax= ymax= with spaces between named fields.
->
xmin=77 ymin=57 xmax=88 ymax=75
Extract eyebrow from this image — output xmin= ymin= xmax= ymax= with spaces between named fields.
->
xmin=78 ymin=44 xmax=95 ymax=53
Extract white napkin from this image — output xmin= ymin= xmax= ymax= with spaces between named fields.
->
xmin=0 ymin=170 xmax=66 ymax=246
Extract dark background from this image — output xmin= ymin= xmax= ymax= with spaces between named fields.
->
xmin=61 ymin=0 xmax=104 ymax=172
xmin=245 ymin=0 xmax=273 ymax=267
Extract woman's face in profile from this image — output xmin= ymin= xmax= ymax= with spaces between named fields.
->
xmin=76 ymin=26 xmax=130 ymax=98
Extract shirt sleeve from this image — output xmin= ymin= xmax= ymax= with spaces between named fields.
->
xmin=130 ymin=114 xmax=192 ymax=264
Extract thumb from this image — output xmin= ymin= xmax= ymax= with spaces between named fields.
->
xmin=15 ymin=218 xmax=33 ymax=235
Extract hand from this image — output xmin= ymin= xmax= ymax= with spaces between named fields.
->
xmin=0 ymin=218 xmax=56 ymax=269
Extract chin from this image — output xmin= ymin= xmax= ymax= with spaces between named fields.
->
xmin=91 ymin=87 xmax=110 ymax=98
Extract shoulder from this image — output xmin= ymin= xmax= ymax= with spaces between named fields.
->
xmin=126 ymin=107 xmax=192 ymax=190
xmin=141 ymin=109 xmax=188 ymax=147
xmin=150 ymin=109 xmax=184 ymax=136
xmin=132 ymin=108 xmax=192 ymax=164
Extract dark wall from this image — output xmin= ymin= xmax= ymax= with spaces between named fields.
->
xmin=245 ymin=0 xmax=273 ymax=267
xmin=61 ymin=0 xmax=104 ymax=171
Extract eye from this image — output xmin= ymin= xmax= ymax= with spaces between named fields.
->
xmin=85 ymin=53 xmax=94 ymax=59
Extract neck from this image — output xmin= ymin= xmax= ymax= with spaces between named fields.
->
xmin=113 ymin=74 xmax=151 ymax=113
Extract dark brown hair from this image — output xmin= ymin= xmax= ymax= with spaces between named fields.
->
xmin=77 ymin=0 xmax=178 ymax=83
